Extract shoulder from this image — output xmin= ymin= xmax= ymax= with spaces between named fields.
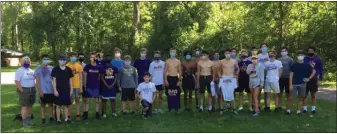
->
xmin=15 ymin=67 xmax=24 ymax=73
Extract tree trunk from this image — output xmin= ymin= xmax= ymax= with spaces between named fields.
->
xmin=130 ymin=1 xmax=140 ymax=54
xmin=279 ymin=2 xmax=283 ymax=48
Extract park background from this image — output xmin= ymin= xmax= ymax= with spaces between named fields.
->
xmin=1 ymin=1 xmax=336 ymax=132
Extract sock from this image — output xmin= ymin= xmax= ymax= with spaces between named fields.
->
xmin=312 ymin=106 xmax=316 ymax=111
xmin=68 ymin=116 xmax=70 ymax=119
xmin=209 ymin=105 xmax=212 ymax=110
xmin=200 ymin=106 xmax=203 ymax=110
xmin=297 ymin=110 xmax=301 ymax=114
xmin=303 ymin=106 xmax=307 ymax=111
xmin=286 ymin=109 xmax=291 ymax=113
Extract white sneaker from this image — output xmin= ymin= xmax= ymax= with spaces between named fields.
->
xmin=238 ymin=106 xmax=243 ymax=111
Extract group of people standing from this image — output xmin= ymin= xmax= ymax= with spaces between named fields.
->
xmin=14 ymin=44 xmax=323 ymax=127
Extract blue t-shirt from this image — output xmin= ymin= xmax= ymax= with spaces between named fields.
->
xmin=290 ymin=62 xmax=313 ymax=85
xmin=133 ymin=58 xmax=152 ymax=82
xmin=111 ymin=59 xmax=124 ymax=71
xmin=34 ymin=65 xmax=54 ymax=94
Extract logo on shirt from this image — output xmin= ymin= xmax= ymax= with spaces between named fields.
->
xmin=89 ymin=69 xmax=99 ymax=73
xmin=309 ymin=61 xmax=316 ymax=68
xmin=259 ymin=58 xmax=269 ymax=63
xmin=105 ymin=68 xmax=115 ymax=79
xmin=266 ymin=64 xmax=278 ymax=71
xmin=154 ymin=65 xmax=163 ymax=70
xmin=124 ymin=68 xmax=134 ymax=76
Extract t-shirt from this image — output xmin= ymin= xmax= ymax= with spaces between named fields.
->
xmin=238 ymin=60 xmax=252 ymax=79
xmin=258 ymin=53 xmax=269 ymax=68
xmin=100 ymin=65 xmax=118 ymax=88
xmin=136 ymin=82 xmax=156 ymax=103
xmin=278 ymin=57 xmax=294 ymax=78
xmin=134 ymin=58 xmax=152 ymax=82
xmin=265 ymin=60 xmax=283 ymax=82
xmin=149 ymin=60 xmax=165 ymax=85
xmin=51 ymin=66 xmax=74 ymax=93
xmin=15 ymin=67 xmax=35 ymax=88
xmin=111 ymin=59 xmax=124 ymax=71
xmin=84 ymin=64 xmax=100 ymax=89
xmin=96 ymin=59 xmax=106 ymax=67
xmin=34 ymin=65 xmax=54 ymax=94
xmin=291 ymin=62 xmax=313 ymax=85
xmin=66 ymin=62 xmax=83 ymax=88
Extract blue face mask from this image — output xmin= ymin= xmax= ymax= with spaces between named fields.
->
xmin=231 ymin=53 xmax=236 ymax=58
xmin=185 ymin=55 xmax=191 ymax=60
xmin=170 ymin=52 xmax=176 ymax=57
xmin=214 ymin=55 xmax=220 ymax=60
xmin=140 ymin=53 xmax=146 ymax=58
xmin=70 ymin=57 xmax=77 ymax=62
xmin=262 ymin=47 xmax=268 ymax=53
xmin=42 ymin=60 xmax=49 ymax=65
xmin=154 ymin=56 xmax=161 ymax=61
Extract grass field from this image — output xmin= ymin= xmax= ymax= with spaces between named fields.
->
xmin=1 ymin=85 xmax=336 ymax=132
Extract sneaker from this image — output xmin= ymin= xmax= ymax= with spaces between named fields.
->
xmin=66 ymin=119 xmax=71 ymax=124
xmin=122 ymin=112 xmax=127 ymax=115
xmin=233 ymin=110 xmax=238 ymax=115
xmin=76 ymin=115 xmax=81 ymax=121
xmin=252 ymin=112 xmax=259 ymax=116
xmin=42 ymin=119 xmax=46 ymax=124
xmin=238 ymin=106 xmax=243 ymax=111
xmin=112 ymin=113 xmax=118 ymax=117
xmin=312 ymin=110 xmax=316 ymax=114
xmin=199 ymin=109 xmax=203 ymax=112
xmin=220 ymin=110 xmax=224 ymax=115
xmin=56 ymin=120 xmax=61 ymax=125
xmin=286 ymin=111 xmax=291 ymax=115
xmin=49 ymin=118 xmax=55 ymax=123
xmin=296 ymin=112 xmax=301 ymax=116
xmin=96 ymin=112 xmax=101 ymax=120
xmin=275 ymin=108 xmax=281 ymax=112
xmin=212 ymin=106 xmax=216 ymax=112
xmin=264 ymin=107 xmax=271 ymax=112
xmin=102 ymin=114 xmax=107 ymax=118
xmin=303 ymin=110 xmax=307 ymax=113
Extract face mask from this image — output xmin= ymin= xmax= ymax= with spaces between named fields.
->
xmin=262 ymin=47 xmax=268 ymax=53
xmin=79 ymin=58 xmax=84 ymax=62
xmin=281 ymin=52 xmax=288 ymax=57
xmin=196 ymin=51 xmax=200 ymax=56
xmin=90 ymin=58 xmax=95 ymax=63
xmin=59 ymin=60 xmax=66 ymax=66
xmin=124 ymin=61 xmax=131 ymax=66
xmin=70 ymin=57 xmax=77 ymax=62
xmin=201 ymin=56 xmax=207 ymax=60
xmin=231 ymin=53 xmax=236 ymax=58
xmin=252 ymin=51 xmax=257 ymax=55
xmin=140 ymin=53 xmax=146 ymax=58
xmin=115 ymin=53 xmax=121 ymax=57
xmin=23 ymin=63 xmax=30 ymax=68
xmin=308 ymin=53 xmax=314 ymax=57
xmin=185 ymin=55 xmax=191 ymax=60
xmin=241 ymin=55 xmax=248 ymax=60
xmin=42 ymin=60 xmax=49 ymax=65
xmin=214 ymin=55 xmax=220 ymax=60
xmin=106 ymin=59 xmax=112 ymax=63
xmin=154 ymin=56 xmax=161 ymax=61
xmin=297 ymin=56 xmax=305 ymax=61
xmin=225 ymin=54 xmax=231 ymax=59
xmin=269 ymin=55 xmax=275 ymax=59
xmin=170 ymin=52 xmax=176 ymax=57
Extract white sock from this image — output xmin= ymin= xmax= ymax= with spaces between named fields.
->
xmin=200 ymin=106 xmax=203 ymax=110
xmin=287 ymin=109 xmax=291 ymax=113
xmin=297 ymin=110 xmax=301 ymax=114
xmin=209 ymin=105 xmax=212 ymax=110
xmin=303 ymin=106 xmax=308 ymax=111
xmin=312 ymin=106 xmax=316 ymax=111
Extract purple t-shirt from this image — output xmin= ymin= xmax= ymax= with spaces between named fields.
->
xmin=133 ymin=58 xmax=152 ymax=81
xmin=100 ymin=65 xmax=118 ymax=89
xmin=304 ymin=56 xmax=323 ymax=80
xmin=84 ymin=64 xmax=100 ymax=89
xmin=238 ymin=60 xmax=252 ymax=76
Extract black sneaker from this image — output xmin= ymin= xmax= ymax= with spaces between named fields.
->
xmin=264 ymin=107 xmax=271 ymax=112
xmin=275 ymin=108 xmax=281 ymax=112
xmin=31 ymin=114 xmax=34 ymax=119
xmin=199 ymin=109 xmax=203 ymax=112
xmin=41 ymin=119 xmax=46 ymax=124
xmin=131 ymin=111 xmax=135 ymax=114
xmin=286 ymin=111 xmax=291 ymax=115
xmin=49 ymin=118 xmax=55 ymax=123
xmin=56 ymin=120 xmax=61 ymax=125
xmin=312 ymin=110 xmax=316 ymax=114
xmin=303 ymin=110 xmax=307 ymax=113
xmin=66 ymin=119 xmax=71 ymax=124
xmin=122 ymin=112 xmax=127 ymax=115
xmin=296 ymin=112 xmax=301 ymax=116
xmin=96 ymin=112 xmax=101 ymax=120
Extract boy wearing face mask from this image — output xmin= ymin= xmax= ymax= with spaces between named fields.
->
xmin=95 ymin=49 xmax=106 ymax=66
xmin=236 ymin=50 xmax=253 ymax=111
xmin=78 ymin=53 xmax=89 ymax=118
xmin=118 ymin=55 xmax=138 ymax=114
xmin=149 ymin=50 xmax=165 ymax=113
xmin=66 ymin=52 xmax=83 ymax=121
xmin=35 ymin=54 xmax=55 ymax=124
xmin=134 ymin=48 xmax=152 ymax=83
xmin=111 ymin=48 xmax=124 ymax=71
xmin=164 ymin=48 xmax=182 ymax=111
xmin=193 ymin=47 xmax=201 ymax=109
xmin=197 ymin=50 xmax=215 ymax=112
xmin=83 ymin=53 xmax=101 ymax=120
xmin=258 ymin=43 xmax=269 ymax=111
xmin=248 ymin=47 xmax=258 ymax=61
xmin=287 ymin=50 xmax=316 ymax=115
xmin=51 ymin=54 xmax=74 ymax=124
xmin=182 ymin=51 xmax=197 ymax=112
xmin=303 ymin=46 xmax=323 ymax=114
xmin=277 ymin=47 xmax=294 ymax=111
xmin=264 ymin=50 xmax=283 ymax=112
xmin=212 ymin=51 xmax=221 ymax=111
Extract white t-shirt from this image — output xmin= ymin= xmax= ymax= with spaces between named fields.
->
xmin=148 ymin=61 xmax=165 ymax=85
xmin=136 ymin=82 xmax=156 ymax=103
xmin=258 ymin=53 xmax=269 ymax=68
xmin=265 ymin=60 xmax=283 ymax=82
xmin=15 ymin=67 xmax=35 ymax=87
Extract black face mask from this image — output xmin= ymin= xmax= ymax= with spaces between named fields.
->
xmin=308 ymin=53 xmax=314 ymax=57
xmin=79 ymin=58 xmax=84 ymax=62
xmin=106 ymin=59 xmax=112 ymax=63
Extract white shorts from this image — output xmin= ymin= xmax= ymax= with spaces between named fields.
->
xmin=264 ymin=81 xmax=280 ymax=93
xmin=219 ymin=75 xmax=235 ymax=101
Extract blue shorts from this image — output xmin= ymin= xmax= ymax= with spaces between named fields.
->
xmin=86 ymin=88 xmax=100 ymax=98
xmin=101 ymin=88 xmax=116 ymax=99
xmin=55 ymin=92 xmax=71 ymax=106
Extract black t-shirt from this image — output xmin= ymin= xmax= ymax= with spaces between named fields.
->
xmin=51 ymin=66 xmax=74 ymax=93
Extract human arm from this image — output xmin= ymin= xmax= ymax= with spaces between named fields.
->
xmin=14 ymin=69 xmax=24 ymax=93
xmin=289 ymin=72 xmax=293 ymax=90
xmin=134 ymin=68 xmax=139 ymax=86
xmin=196 ymin=62 xmax=201 ymax=88
xmin=258 ymin=64 xmax=265 ymax=87
xmin=177 ymin=61 xmax=182 ymax=86
xmin=246 ymin=64 xmax=252 ymax=75
xmin=164 ymin=61 xmax=168 ymax=86
xmin=52 ymin=77 xmax=59 ymax=97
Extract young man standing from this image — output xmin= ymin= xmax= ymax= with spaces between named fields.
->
xmin=218 ymin=49 xmax=240 ymax=115
xmin=149 ymin=50 xmax=165 ymax=113
xmin=197 ymin=50 xmax=215 ymax=112
xmin=66 ymin=52 xmax=83 ymax=121
xmin=137 ymin=72 xmax=157 ymax=118
xmin=83 ymin=53 xmax=101 ymax=120
xmin=182 ymin=51 xmax=197 ymax=111
xmin=264 ymin=50 xmax=283 ymax=112
xmin=118 ymin=55 xmax=138 ymax=114
xmin=51 ymin=54 xmax=74 ymax=124
xmin=287 ymin=50 xmax=316 ymax=115
xmin=212 ymin=51 xmax=222 ymax=111
xmin=96 ymin=49 xmax=106 ymax=66
xmin=78 ymin=53 xmax=89 ymax=119
xmin=258 ymin=44 xmax=269 ymax=111
xmin=111 ymin=48 xmax=124 ymax=71
xmin=193 ymin=47 xmax=201 ymax=109
xmin=278 ymin=47 xmax=294 ymax=111
xmin=236 ymin=50 xmax=253 ymax=111
xmin=303 ymin=46 xmax=323 ymax=114
xmin=164 ymin=48 xmax=182 ymax=111
xmin=248 ymin=47 xmax=258 ymax=61
xmin=100 ymin=54 xmax=119 ymax=118
xmin=35 ymin=54 xmax=55 ymax=123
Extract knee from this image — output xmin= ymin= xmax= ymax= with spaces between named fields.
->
xmin=311 ymin=95 xmax=316 ymax=99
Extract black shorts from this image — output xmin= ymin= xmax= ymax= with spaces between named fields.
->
xmin=141 ymin=99 xmax=152 ymax=116
xmin=40 ymin=94 xmax=56 ymax=104
xmin=156 ymin=85 xmax=164 ymax=91
xmin=166 ymin=76 xmax=179 ymax=89
xmin=306 ymin=78 xmax=318 ymax=94
xmin=199 ymin=75 xmax=212 ymax=93
xmin=182 ymin=73 xmax=195 ymax=90
xmin=279 ymin=78 xmax=290 ymax=94
xmin=236 ymin=75 xmax=250 ymax=93
xmin=121 ymin=88 xmax=135 ymax=101
xmin=55 ymin=92 xmax=71 ymax=106
xmin=82 ymin=86 xmax=90 ymax=98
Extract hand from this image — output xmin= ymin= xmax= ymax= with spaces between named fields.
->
xmin=118 ymin=88 xmax=122 ymax=92
xmin=165 ymin=80 xmax=169 ymax=86
xmin=317 ymin=80 xmax=321 ymax=86
xmin=54 ymin=91 xmax=59 ymax=97
xmin=39 ymin=91 xmax=44 ymax=97
xmin=289 ymin=85 xmax=293 ymax=90
xmin=303 ymin=78 xmax=310 ymax=83
xmin=176 ymin=81 xmax=180 ymax=87
xmin=80 ymin=88 xmax=83 ymax=93
xmin=70 ymin=90 xmax=73 ymax=97
xmin=260 ymin=84 xmax=264 ymax=89
xmin=18 ymin=88 xmax=23 ymax=93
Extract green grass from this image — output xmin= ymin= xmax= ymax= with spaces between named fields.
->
xmin=1 ymin=85 xmax=336 ymax=132
xmin=321 ymin=81 xmax=337 ymax=89
xmin=1 ymin=62 xmax=39 ymax=72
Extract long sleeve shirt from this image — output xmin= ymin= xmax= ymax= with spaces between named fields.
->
xmin=117 ymin=65 xmax=138 ymax=88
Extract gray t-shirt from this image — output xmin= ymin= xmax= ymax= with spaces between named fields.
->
xmin=117 ymin=65 xmax=138 ymax=88
xmin=34 ymin=65 xmax=54 ymax=94
xmin=278 ymin=56 xmax=294 ymax=78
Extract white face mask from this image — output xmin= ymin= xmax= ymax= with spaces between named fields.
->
xmin=201 ymin=56 xmax=207 ymax=60
xmin=297 ymin=56 xmax=305 ymax=61
xmin=225 ymin=54 xmax=231 ymax=59
xmin=115 ymin=53 xmax=121 ymax=57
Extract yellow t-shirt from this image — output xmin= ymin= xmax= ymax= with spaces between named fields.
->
xmin=66 ymin=62 xmax=83 ymax=88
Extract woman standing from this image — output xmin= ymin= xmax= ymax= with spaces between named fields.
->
xmin=15 ymin=56 xmax=36 ymax=126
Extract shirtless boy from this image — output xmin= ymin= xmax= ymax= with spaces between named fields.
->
xmin=182 ymin=51 xmax=196 ymax=111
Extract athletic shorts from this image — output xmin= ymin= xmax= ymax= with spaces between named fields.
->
xmin=86 ymin=88 xmax=100 ymax=98
xmin=155 ymin=85 xmax=164 ymax=91
xmin=101 ymin=88 xmax=117 ymax=99
xmin=72 ymin=88 xmax=81 ymax=98
xmin=165 ymin=76 xmax=181 ymax=109
xmin=279 ymin=78 xmax=290 ymax=94
xmin=264 ymin=81 xmax=280 ymax=93
xmin=306 ymin=78 xmax=318 ymax=94
xmin=19 ymin=87 xmax=36 ymax=107
xmin=236 ymin=75 xmax=250 ymax=93
xmin=55 ymin=92 xmax=71 ymax=106
xmin=121 ymin=88 xmax=135 ymax=101
xmin=199 ymin=75 xmax=212 ymax=93
xmin=40 ymin=94 xmax=56 ymax=104
xmin=82 ymin=86 xmax=90 ymax=98
xmin=182 ymin=73 xmax=195 ymax=90
xmin=292 ymin=84 xmax=306 ymax=97
xmin=166 ymin=76 xmax=179 ymax=89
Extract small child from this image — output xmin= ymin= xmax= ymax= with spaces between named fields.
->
xmin=136 ymin=72 xmax=156 ymax=118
